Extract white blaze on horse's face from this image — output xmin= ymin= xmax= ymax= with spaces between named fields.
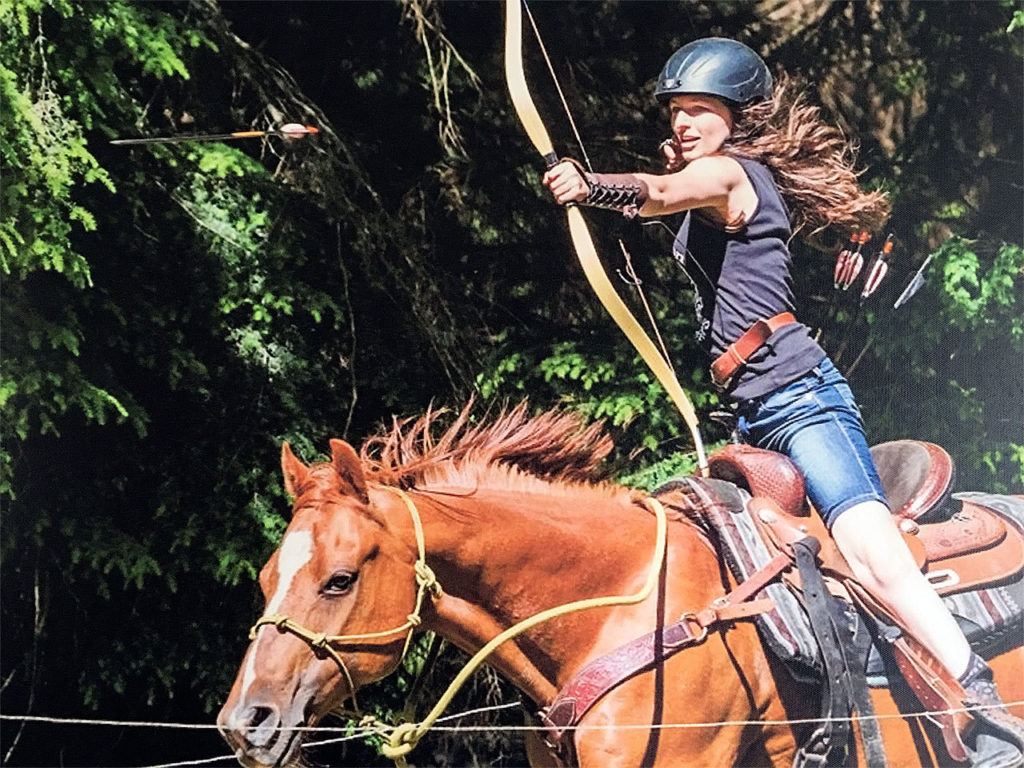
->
xmin=218 ymin=524 xmax=324 ymax=768
xmin=268 ymin=530 xmax=314 ymax=614
xmin=220 ymin=442 xmax=420 ymax=768
xmin=239 ymin=529 xmax=313 ymax=698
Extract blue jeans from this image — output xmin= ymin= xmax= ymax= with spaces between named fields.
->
xmin=737 ymin=358 xmax=888 ymax=527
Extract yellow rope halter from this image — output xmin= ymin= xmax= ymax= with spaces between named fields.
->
xmin=247 ymin=486 xmax=668 ymax=767
xmin=249 ymin=487 xmax=441 ymax=715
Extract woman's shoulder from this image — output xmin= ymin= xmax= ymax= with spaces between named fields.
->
xmin=686 ymin=154 xmax=777 ymax=193
xmin=685 ymin=155 xmax=749 ymax=184
xmin=728 ymin=155 xmax=775 ymax=182
xmin=727 ymin=155 xmax=787 ymax=209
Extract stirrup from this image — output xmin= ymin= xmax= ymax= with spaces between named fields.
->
xmin=963 ymin=676 xmax=1024 ymax=768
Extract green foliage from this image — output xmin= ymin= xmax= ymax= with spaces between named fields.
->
xmin=939 ymin=239 xmax=1023 ymax=336
xmin=851 ymin=235 xmax=1023 ymax=491
xmin=1 ymin=2 xmax=1021 ymax=766
xmin=1008 ymin=9 xmax=1024 ymax=33
xmin=935 ymin=240 xmax=1024 ymax=486
xmin=477 ymin=335 xmax=720 ymax=466
xmin=0 ymin=0 xmax=211 ymax=494
xmin=1 ymin=0 xmax=337 ymax=744
xmin=618 ymin=447 xmax=713 ymax=492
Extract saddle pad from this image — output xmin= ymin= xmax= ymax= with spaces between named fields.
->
xmin=655 ymin=477 xmax=823 ymax=680
xmin=656 ymin=481 xmax=1024 ymax=684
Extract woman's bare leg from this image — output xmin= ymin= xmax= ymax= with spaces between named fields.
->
xmin=829 ymin=499 xmax=971 ymax=676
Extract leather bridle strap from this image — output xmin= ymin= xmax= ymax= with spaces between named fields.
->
xmin=537 ymin=551 xmax=787 ymax=757
xmin=504 ymin=0 xmax=708 ymax=474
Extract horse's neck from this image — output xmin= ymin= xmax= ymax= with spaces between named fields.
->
xmin=410 ymin=485 xmax=715 ymax=704
xmin=418 ymin=485 xmax=644 ymax=600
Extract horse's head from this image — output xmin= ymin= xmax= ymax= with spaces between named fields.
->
xmin=218 ymin=439 xmax=420 ymax=767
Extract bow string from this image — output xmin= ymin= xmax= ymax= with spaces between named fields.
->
xmin=504 ymin=0 xmax=708 ymax=473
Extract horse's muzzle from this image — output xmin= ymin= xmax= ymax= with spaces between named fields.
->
xmin=218 ymin=701 xmax=303 ymax=767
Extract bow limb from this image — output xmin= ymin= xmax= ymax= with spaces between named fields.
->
xmin=566 ymin=209 xmax=708 ymax=472
xmin=503 ymin=0 xmax=708 ymax=473
xmin=504 ymin=0 xmax=559 ymax=168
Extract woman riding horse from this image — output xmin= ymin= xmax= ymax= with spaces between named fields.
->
xmin=542 ymin=37 xmax=1023 ymax=767
xmin=217 ymin=404 xmax=1024 ymax=767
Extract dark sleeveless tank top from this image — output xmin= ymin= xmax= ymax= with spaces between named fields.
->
xmin=672 ymin=156 xmax=825 ymax=401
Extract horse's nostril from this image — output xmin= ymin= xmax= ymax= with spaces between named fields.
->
xmin=238 ymin=704 xmax=280 ymax=748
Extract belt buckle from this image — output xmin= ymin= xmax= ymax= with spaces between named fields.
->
xmin=535 ymin=706 xmax=567 ymax=756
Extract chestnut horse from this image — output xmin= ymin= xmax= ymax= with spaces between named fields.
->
xmin=218 ymin=404 xmax=1022 ymax=767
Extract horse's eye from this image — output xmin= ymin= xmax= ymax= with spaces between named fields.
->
xmin=322 ymin=571 xmax=357 ymax=595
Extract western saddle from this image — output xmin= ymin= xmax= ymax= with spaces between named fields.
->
xmin=535 ymin=441 xmax=1022 ymax=765
xmin=708 ymin=439 xmax=1024 ymax=762
xmin=708 ymin=439 xmax=1023 ymax=593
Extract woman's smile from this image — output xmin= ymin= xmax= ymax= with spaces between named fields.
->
xmin=669 ymin=94 xmax=734 ymax=158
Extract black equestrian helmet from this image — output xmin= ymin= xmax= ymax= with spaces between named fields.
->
xmin=654 ymin=38 xmax=773 ymax=105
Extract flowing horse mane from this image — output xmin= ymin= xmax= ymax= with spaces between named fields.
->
xmin=358 ymin=401 xmax=627 ymax=499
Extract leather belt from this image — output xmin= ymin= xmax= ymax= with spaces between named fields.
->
xmin=711 ymin=311 xmax=797 ymax=388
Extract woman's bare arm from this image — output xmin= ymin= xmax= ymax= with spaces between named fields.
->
xmin=635 ymin=156 xmax=747 ymax=217
xmin=544 ymin=155 xmax=752 ymax=220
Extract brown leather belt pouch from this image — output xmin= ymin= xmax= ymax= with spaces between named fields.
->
xmin=711 ymin=311 xmax=797 ymax=388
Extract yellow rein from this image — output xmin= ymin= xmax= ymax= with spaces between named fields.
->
xmin=248 ymin=486 xmax=669 ymax=766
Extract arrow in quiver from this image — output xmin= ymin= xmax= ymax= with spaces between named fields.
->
xmin=842 ymin=235 xmax=899 ymax=374
xmin=833 ymin=231 xmax=859 ymax=289
xmin=893 ymin=252 xmax=936 ymax=310
xmin=860 ymin=234 xmax=895 ymax=301
xmin=838 ymin=230 xmax=871 ymax=291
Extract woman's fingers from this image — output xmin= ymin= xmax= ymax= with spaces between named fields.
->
xmin=542 ymin=161 xmax=589 ymax=204
xmin=549 ymin=176 xmax=589 ymax=204
xmin=660 ymin=137 xmax=683 ymax=171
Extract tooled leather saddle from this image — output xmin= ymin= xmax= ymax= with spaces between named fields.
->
xmin=707 ymin=440 xmax=1024 ymax=764
xmin=709 ymin=440 xmax=1024 ymax=594
xmin=535 ymin=441 xmax=1024 ymax=765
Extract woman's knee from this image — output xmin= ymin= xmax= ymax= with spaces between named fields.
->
xmin=830 ymin=501 xmax=920 ymax=588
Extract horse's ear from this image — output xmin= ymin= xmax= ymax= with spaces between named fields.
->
xmin=281 ymin=442 xmax=310 ymax=499
xmin=330 ymin=439 xmax=369 ymax=503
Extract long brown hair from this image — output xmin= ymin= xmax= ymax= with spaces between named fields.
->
xmin=724 ymin=76 xmax=890 ymax=236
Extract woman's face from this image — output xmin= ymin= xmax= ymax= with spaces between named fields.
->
xmin=668 ymin=94 xmax=734 ymax=161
